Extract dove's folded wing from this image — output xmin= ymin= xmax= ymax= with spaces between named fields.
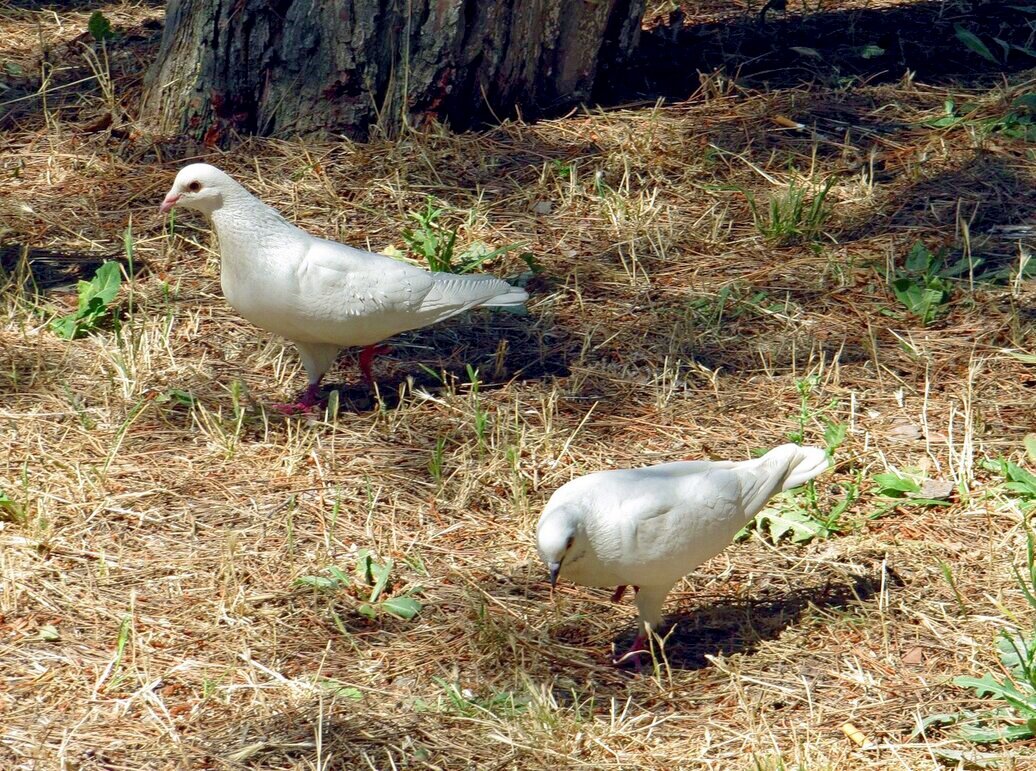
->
xmin=299 ymin=239 xmax=436 ymax=318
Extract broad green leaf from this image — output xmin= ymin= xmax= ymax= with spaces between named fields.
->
xmin=382 ymin=596 xmax=422 ymax=620
xmin=955 ymin=674 xmax=1036 ymax=717
xmin=856 ymin=45 xmax=885 ymax=59
xmin=905 ymin=241 xmax=932 ymax=272
xmin=368 ymin=557 xmax=393 ymax=603
xmin=1024 ymin=434 xmax=1036 ymax=463
xmin=872 ymin=472 xmax=921 ymax=496
xmin=758 ymin=508 xmax=826 ymax=543
xmin=294 ymin=575 xmax=339 ymax=591
xmin=954 ymin=24 xmax=999 ymax=64
xmin=1003 ymin=462 xmax=1036 ymax=496
xmin=79 ymin=261 xmax=122 ymax=310
xmin=328 ymin=566 xmax=351 ymax=586
xmin=356 ymin=603 xmax=376 ymax=620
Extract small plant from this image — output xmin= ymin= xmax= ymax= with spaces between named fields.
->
xmin=0 ymin=489 xmax=25 ymax=522
xmin=926 ymin=95 xmax=1036 ymax=144
xmin=742 ymin=476 xmax=859 ymax=544
xmin=550 ymin=159 xmax=574 ymax=180
xmin=983 ymin=457 xmax=1036 ymax=511
xmin=295 ymin=549 xmax=423 ymax=621
xmin=871 ymin=470 xmax=953 ymax=507
xmin=82 ymin=12 xmax=116 ymax=117
xmin=954 ymin=23 xmax=1036 ymax=67
xmin=428 ymin=436 xmax=447 ymax=484
xmin=933 ymin=528 xmax=1036 ymax=743
xmin=741 ymin=178 xmax=833 ymax=245
xmin=50 ymin=260 xmax=122 ymax=339
xmin=786 ymin=374 xmax=820 ymax=444
xmin=417 ymin=678 xmax=530 ymax=718
xmin=888 ymin=241 xmax=962 ymax=325
xmin=401 ymin=197 xmax=521 ymax=274
xmin=466 ymin=365 xmax=489 ymax=450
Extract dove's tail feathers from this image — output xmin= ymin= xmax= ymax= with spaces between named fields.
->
xmin=481 ymin=286 xmax=529 ymax=307
xmin=422 ymin=273 xmax=528 ymax=317
xmin=738 ymin=444 xmax=830 ymax=516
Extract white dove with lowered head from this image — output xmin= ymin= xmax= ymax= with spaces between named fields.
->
xmin=536 ymin=443 xmax=830 ymax=662
xmin=160 ymin=163 xmax=528 ymax=412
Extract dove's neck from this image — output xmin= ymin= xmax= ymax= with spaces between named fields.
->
xmin=209 ymin=193 xmax=300 ymax=271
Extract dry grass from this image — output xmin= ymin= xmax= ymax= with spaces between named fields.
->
xmin=2 ymin=1 xmax=1035 ymax=769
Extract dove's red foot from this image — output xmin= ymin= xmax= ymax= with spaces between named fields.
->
xmin=615 ymin=632 xmax=649 ymax=670
xmin=359 ymin=344 xmax=391 ymax=387
xmin=272 ymin=383 xmax=324 ymax=414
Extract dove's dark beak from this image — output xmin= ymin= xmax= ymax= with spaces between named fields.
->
xmin=160 ymin=192 xmax=181 ymax=214
xmin=548 ymin=561 xmax=561 ymax=588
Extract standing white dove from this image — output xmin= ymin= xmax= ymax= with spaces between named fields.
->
xmin=160 ymin=163 xmax=528 ymax=412
xmin=536 ymin=443 xmax=830 ymax=664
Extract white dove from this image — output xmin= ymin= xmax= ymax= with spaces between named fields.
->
xmin=536 ymin=443 xmax=830 ymax=662
xmin=159 ymin=163 xmax=528 ymax=412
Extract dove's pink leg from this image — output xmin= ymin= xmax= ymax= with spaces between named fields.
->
xmin=358 ymin=345 xmax=391 ymax=386
xmin=272 ymin=383 xmax=324 ymax=414
xmin=610 ymin=585 xmax=640 ymax=603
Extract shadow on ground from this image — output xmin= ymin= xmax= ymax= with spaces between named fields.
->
xmin=609 ymin=562 xmax=904 ymax=671
xmin=599 ymin=1 xmax=1036 ymax=105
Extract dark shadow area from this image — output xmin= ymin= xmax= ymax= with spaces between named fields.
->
xmin=314 ymin=305 xmax=574 ymax=414
xmin=608 ymin=562 xmax=905 ymax=671
xmin=4 ymin=0 xmax=163 ymax=8
xmin=0 ymin=243 xmax=143 ymax=292
xmin=598 ymin=2 xmax=1036 ymax=106
xmin=191 ymin=707 xmax=436 ymax=769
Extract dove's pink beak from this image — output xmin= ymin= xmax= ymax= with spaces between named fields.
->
xmin=159 ymin=192 xmax=181 ymax=214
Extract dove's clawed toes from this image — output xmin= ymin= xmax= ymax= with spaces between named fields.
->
xmin=614 ymin=633 xmax=649 ymax=671
xmin=272 ymin=383 xmax=325 ymax=415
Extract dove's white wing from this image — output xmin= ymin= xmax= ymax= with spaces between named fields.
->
xmin=553 ymin=463 xmax=746 ymax=589
xmin=285 ymin=237 xmax=525 ymax=347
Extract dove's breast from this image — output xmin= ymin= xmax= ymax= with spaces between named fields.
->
xmin=214 ymin=221 xmax=322 ymax=340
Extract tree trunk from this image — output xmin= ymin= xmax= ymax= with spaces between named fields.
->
xmin=141 ymin=0 xmax=645 ymax=142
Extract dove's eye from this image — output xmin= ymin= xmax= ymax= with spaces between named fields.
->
xmin=187 ymin=181 xmax=202 ymax=193
xmin=565 ymin=535 xmax=574 ymax=550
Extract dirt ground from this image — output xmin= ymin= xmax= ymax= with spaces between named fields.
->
xmin=1 ymin=1 xmax=1035 ymax=768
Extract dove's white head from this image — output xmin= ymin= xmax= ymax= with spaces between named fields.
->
xmin=160 ymin=163 xmax=243 ymax=216
xmin=536 ymin=505 xmax=587 ymax=588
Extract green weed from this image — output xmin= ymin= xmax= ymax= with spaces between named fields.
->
xmin=428 ymin=436 xmax=447 ymax=484
xmin=741 ymin=178 xmax=833 ymax=245
xmin=295 ymin=549 xmax=423 ymax=621
xmin=0 ymin=489 xmax=25 ymax=523
xmin=401 ymin=197 xmax=523 ymax=274
xmin=50 ymin=261 xmax=122 ymax=339
xmin=888 ymin=241 xmax=962 ymax=325
xmin=983 ymin=457 xmax=1036 ymax=511
xmin=934 ymin=528 xmax=1036 ymax=743
xmin=954 ymin=23 xmax=1036 ymax=68
xmin=926 ymin=95 xmax=1036 ymax=142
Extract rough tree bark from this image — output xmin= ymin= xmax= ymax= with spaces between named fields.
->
xmin=142 ymin=0 xmax=645 ymax=141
